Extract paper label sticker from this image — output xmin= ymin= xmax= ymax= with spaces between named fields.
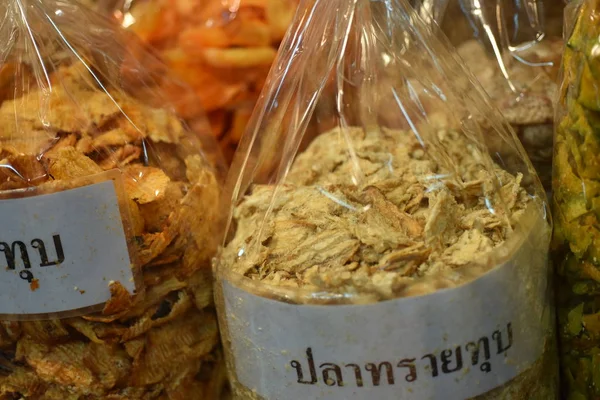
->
xmin=0 ymin=171 xmax=135 ymax=318
xmin=222 ymin=219 xmax=551 ymax=399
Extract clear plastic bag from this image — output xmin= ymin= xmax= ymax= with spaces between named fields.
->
xmin=97 ymin=0 xmax=298 ymax=163
xmin=411 ymin=0 xmax=563 ymax=192
xmin=0 ymin=0 xmax=226 ymax=398
xmin=214 ymin=0 xmax=557 ymax=398
xmin=553 ymin=0 xmax=600 ymax=397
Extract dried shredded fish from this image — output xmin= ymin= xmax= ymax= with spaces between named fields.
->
xmin=222 ymin=127 xmax=533 ymax=300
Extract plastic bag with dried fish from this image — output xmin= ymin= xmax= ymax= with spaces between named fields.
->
xmin=213 ymin=0 xmax=557 ymax=398
xmin=96 ymin=0 xmax=298 ymax=163
xmin=410 ymin=0 xmax=563 ymax=193
xmin=552 ymin=0 xmax=600 ymax=398
xmin=0 ymin=0 xmax=226 ymax=398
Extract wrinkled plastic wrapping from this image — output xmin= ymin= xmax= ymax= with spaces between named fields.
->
xmin=0 ymin=0 xmax=226 ymax=398
xmin=99 ymin=0 xmax=298 ymax=162
xmin=553 ymin=0 xmax=600 ymax=398
xmin=214 ymin=0 xmax=556 ymax=398
xmin=411 ymin=0 xmax=563 ymax=192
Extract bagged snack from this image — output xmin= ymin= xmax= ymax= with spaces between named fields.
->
xmin=412 ymin=0 xmax=563 ymax=192
xmin=98 ymin=0 xmax=298 ymax=162
xmin=0 ymin=0 xmax=226 ymax=398
xmin=553 ymin=0 xmax=600 ymax=397
xmin=214 ymin=0 xmax=557 ymax=398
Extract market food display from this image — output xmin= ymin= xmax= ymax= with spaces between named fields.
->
xmin=0 ymin=1 xmax=226 ymax=398
xmin=102 ymin=0 xmax=298 ymax=162
xmin=553 ymin=0 xmax=600 ymax=397
xmin=214 ymin=0 xmax=557 ymax=398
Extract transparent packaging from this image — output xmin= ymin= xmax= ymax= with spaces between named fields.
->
xmin=98 ymin=0 xmax=298 ymax=163
xmin=411 ymin=0 xmax=563 ymax=192
xmin=0 ymin=0 xmax=226 ymax=398
xmin=214 ymin=0 xmax=557 ymax=398
xmin=553 ymin=0 xmax=600 ymax=398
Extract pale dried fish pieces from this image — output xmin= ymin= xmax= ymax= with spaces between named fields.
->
xmin=47 ymin=147 xmax=102 ymax=179
xmin=18 ymin=338 xmax=98 ymax=394
xmin=423 ymin=189 xmax=460 ymax=248
xmin=98 ymin=144 xmax=143 ymax=170
xmin=92 ymin=128 xmax=142 ymax=149
xmin=123 ymin=102 xmax=185 ymax=144
xmin=43 ymin=133 xmax=79 ymax=159
xmin=163 ymin=359 xmax=203 ymax=400
xmin=184 ymin=155 xmax=211 ymax=184
xmin=138 ymin=181 xmax=184 ymax=233
xmin=137 ymin=231 xmax=175 ymax=266
xmin=144 ymin=108 xmax=185 ymax=144
xmin=119 ymin=307 xmax=157 ymax=343
xmin=21 ymin=320 xmax=69 ymax=343
xmin=121 ymin=291 xmax=193 ymax=341
xmin=223 ymin=126 xmax=533 ymax=299
xmin=80 ymin=91 xmax=125 ymax=130
xmin=123 ymin=337 xmax=145 ymax=361
xmin=120 ymin=276 xmax=187 ymax=320
xmin=363 ymin=186 xmax=423 ymax=237
xmin=123 ymin=166 xmax=171 ymax=205
xmin=0 ymin=322 xmax=20 ymax=341
xmin=130 ymin=312 xmax=219 ymax=386
xmin=0 ymin=366 xmax=46 ymax=398
xmin=39 ymin=385 xmax=81 ymax=400
xmin=127 ymin=197 xmax=146 ymax=237
xmin=104 ymin=386 xmax=155 ymax=399
xmin=103 ymin=281 xmax=134 ymax=316
xmin=377 ymin=243 xmax=430 ymax=272
xmin=84 ymin=342 xmax=131 ymax=390
xmin=146 ymin=142 xmax=187 ymax=182
xmin=188 ymin=269 xmax=213 ymax=310
xmin=65 ymin=319 xmax=105 ymax=344
xmin=440 ymin=229 xmax=494 ymax=268
xmin=172 ymin=178 xmax=221 ymax=254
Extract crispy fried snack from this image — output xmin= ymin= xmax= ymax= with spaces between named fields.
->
xmin=102 ymin=0 xmax=298 ymax=162
xmin=553 ymin=0 xmax=600 ymax=397
xmin=0 ymin=64 xmax=225 ymax=399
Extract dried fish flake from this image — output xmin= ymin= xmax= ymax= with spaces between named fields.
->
xmin=222 ymin=127 xmax=535 ymax=299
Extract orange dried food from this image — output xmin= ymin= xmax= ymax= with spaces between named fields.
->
xmin=0 ymin=4 xmax=225 ymax=396
xmin=103 ymin=0 xmax=299 ymax=162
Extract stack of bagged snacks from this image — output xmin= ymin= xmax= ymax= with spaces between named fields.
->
xmin=100 ymin=0 xmax=298 ymax=162
xmin=0 ymin=1 xmax=225 ymax=398
xmin=553 ymin=0 xmax=600 ymax=397
xmin=414 ymin=0 xmax=563 ymax=192
xmin=214 ymin=0 xmax=557 ymax=398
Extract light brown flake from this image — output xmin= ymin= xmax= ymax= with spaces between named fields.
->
xmin=47 ymin=147 xmax=102 ymax=179
xmin=123 ymin=166 xmax=171 ymax=204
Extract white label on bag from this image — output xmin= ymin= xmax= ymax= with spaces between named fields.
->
xmin=0 ymin=172 xmax=135 ymax=318
xmin=222 ymin=221 xmax=550 ymax=399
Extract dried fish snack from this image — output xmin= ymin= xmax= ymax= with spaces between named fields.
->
xmin=97 ymin=0 xmax=298 ymax=163
xmin=213 ymin=0 xmax=557 ymax=398
xmin=410 ymin=0 xmax=563 ymax=192
xmin=552 ymin=0 xmax=600 ymax=398
xmin=0 ymin=0 xmax=226 ymax=399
